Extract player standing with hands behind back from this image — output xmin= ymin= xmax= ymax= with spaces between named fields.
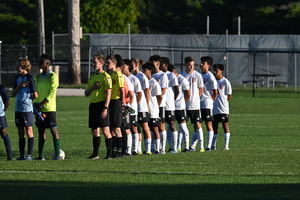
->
xmin=34 ymin=54 xmax=62 ymax=160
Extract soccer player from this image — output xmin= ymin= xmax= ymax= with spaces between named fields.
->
xmin=106 ymin=54 xmax=124 ymax=158
xmin=149 ymin=55 xmax=168 ymax=154
xmin=192 ymin=56 xmax=218 ymax=151
xmin=142 ymin=62 xmax=162 ymax=154
xmin=160 ymin=57 xmax=179 ymax=153
xmin=212 ymin=64 xmax=232 ymax=150
xmin=85 ymin=54 xmax=113 ymax=159
xmin=34 ymin=54 xmax=62 ymax=160
xmin=168 ymin=64 xmax=191 ymax=152
xmin=131 ymin=58 xmax=152 ymax=155
xmin=180 ymin=56 xmax=204 ymax=152
xmin=12 ymin=58 xmax=38 ymax=161
xmin=122 ymin=59 xmax=142 ymax=155
xmin=0 ymin=84 xmax=13 ymax=161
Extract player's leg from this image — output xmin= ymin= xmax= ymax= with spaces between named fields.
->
xmin=212 ymin=120 xmax=219 ymax=150
xmin=17 ymin=127 xmax=26 ymax=160
xmin=25 ymin=126 xmax=34 ymax=160
xmin=36 ymin=128 xmax=46 ymax=160
xmin=89 ymin=127 xmax=101 ymax=159
xmin=50 ymin=127 xmax=61 ymax=159
xmin=0 ymin=126 xmax=12 ymax=161
xmin=222 ymin=121 xmax=230 ymax=150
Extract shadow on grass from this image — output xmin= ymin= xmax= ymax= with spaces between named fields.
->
xmin=0 ymin=181 xmax=299 ymax=200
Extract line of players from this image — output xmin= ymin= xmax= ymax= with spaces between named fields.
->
xmin=86 ymin=54 xmax=232 ymax=159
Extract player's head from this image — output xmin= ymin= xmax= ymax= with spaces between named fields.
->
xmin=122 ymin=59 xmax=131 ymax=75
xmin=149 ymin=55 xmax=161 ymax=69
xmin=184 ymin=56 xmax=195 ymax=73
xmin=92 ymin=54 xmax=105 ymax=70
xmin=106 ymin=54 xmax=117 ymax=70
xmin=200 ymin=56 xmax=213 ymax=66
xmin=40 ymin=54 xmax=53 ymax=65
xmin=213 ymin=63 xmax=224 ymax=71
xmin=16 ymin=57 xmax=31 ymax=73
xmin=142 ymin=62 xmax=155 ymax=79
xmin=213 ymin=64 xmax=224 ymax=79
xmin=114 ymin=54 xmax=123 ymax=68
xmin=167 ymin=63 xmax=178 ymax=76
xmin=161 ymin=57 xmax=170 ymax=72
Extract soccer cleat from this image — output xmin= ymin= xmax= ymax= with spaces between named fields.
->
xmin=205 ymin=148 xmax=211 ymax=151
xmin=199 ymin=148 xmax=205 ymax=152
xmin=170 ymin=150 xmax=178 ymax=154
xmin=167 ymin=149 xmax=174 ymax=152
xmin=132 ymin=151 xmax=138 ymax=156
xmin=160 ymin=150 xmax=166 ymax=154
xmin=177 ymin=148 xmax=181 ymax=152
xmin=211 ymin=146 xmax=216 ymax=150
xmin=144 ymin=151 xmax=152 ymax=155
xmin=24 ymin=155 xmax=32 ymax=161
xmin=182 ymin=148 xmax=189 ymax=152
xmin=87 ymin=155 xmax=99 ymax=160
xmin=54 ymin=157 xmax=63 ymax=160
xmin=34 ymin=157 xmax=45 ymax=160
xmin=16 ymin=156 xmax=25 ymax=161
xmin=189 ymin=148 xmax=196 ymax=152
xmin=137 ymin=151 xmax=143 ymax=155
xmin=104 ymin=156 xmax=112 ymax=159
xmin=223 ymin=147 xmax=230 ymax=150
xmin=123 ymin=153 xmax=132 ymax=157
xmin=154 ymin=151 xmax=160 ymax=154
xmin=7 ymin=157 xmax=13 ymax=161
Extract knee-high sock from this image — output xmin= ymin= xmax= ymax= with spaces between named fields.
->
xmin=190 ymin=132 xmax=198 ymax=149
xmin=92 ymin=137 xmax=100 ymax=157
xmin=2 ymin=135 xmax=12 ymax=159
xmin=132 ymin=133 xmax=139 ymax=153
xmin=179 ymin=123 xmax=190 ymax=149
xmin=196 ymin=128 xmax=204 ymax=149
xmin=19 ymin=138 xmax=26 ymax=157
xmin=28 ymin=137 xmax=34 ymax=156
xmin=38 ymin=137 xmax=46 ymax=158
xmin=53 ymin=138 xmax=61 ymax=158
xmin=212 ymin=134 xmax=218 ymax=148
xmin=105 ymin=138 xmax=113 ymax=158
xmin=172 ymin=131 xmax=178 ymax=151
xmin=206 ymin=131 xmax=214 ymax=149
xmin=224 ymin=133 xmax=230 ymax=148
xmin=160 ymin=131 xmax=167 ymax=152
xmin=127 ymin=133 xmax=132 ymax=154
xmin=166 ymin=124 xmax=173 ymax=149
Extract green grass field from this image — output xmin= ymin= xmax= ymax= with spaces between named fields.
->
xmin=0 ymin=88 xmax=299 ymax=200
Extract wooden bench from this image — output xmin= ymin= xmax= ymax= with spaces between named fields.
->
xmin=274 ymin=81 xmax=288 ymax=88
xmin=242 ymin=80 xmax=260 ymax=88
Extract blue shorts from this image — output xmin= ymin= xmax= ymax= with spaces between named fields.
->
xmin=15 ymin=112 xmax=34 ymax=127
xmin=0 ymin=116 xmax=8 ymax=130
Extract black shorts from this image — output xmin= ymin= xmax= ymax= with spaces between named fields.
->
xmin=0 ymin=116 xmax=8 ymax=130
xmin=186 ymin=109 xmax=202 ymax=124
xmin=201 ymin=108 xmax=214 ymax=122
xmin=159 ymin=107 xmax=166 ymax=123
xmin=138 ymin=112 xmax=150 ymax=123
xmin=15 ymin=112 xmax=34 ymax=127
xmin=122 ymin=113 xmax=131 ymax=129
xmin=109 ymin=99 xmax=122 ymax=127
xmin=214 ymin=114 xmax=229 ymax=123
xmin=36 ymin=112 xmax=57 ymax=129
xmin=149 ymin=118 xmax=160 ymax=127
xmin=130 ymin=115 xmax=138 ymax=127
xmin=175 ymin=110 xmax=187 ymax=123
xmin=89 ymin=102 xmax=110 ymax=128
xmin=165 ymin=110 xmax=176 ymax=123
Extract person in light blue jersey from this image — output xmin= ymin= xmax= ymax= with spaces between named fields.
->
xmin=12 ymin=58 xmax=38 ymax=161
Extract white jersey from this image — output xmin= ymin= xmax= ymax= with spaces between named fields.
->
xmin=136 ymin=71 xmax=149 ymax=113
xmin=213 ymin=77 xmax=232 ymax=115
xmin=175 ymin=74 xmax=190 ymax=110
xmin=149 ymin=78 xmax=161 ymax=118
xmin=180 ymin=70 xmax=203 ymax=110
xmin=152 ymin=70 xmax=168 ymax=107
xmin=200 ymin=71 xmax=218 ymax=109
xmin=165 ymin=71 xmax=178 ymax=111
xmin=126 ymin=74 xmax=141 ymax=116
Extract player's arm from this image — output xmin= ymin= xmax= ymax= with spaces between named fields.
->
xmin=85 ymin=82 xmax=100 ymax=97
xmin=173 ymin=85 xmax=179 ymax=100
xmin=101 ymin=88 xmax=111 ymax=119
xmin=161 ymin=88 xmax=166 ymax=96
xmin=199 ymin=87 xmax=204 ymax=97
xmin=12 ymin=81 xmax=29 ymax=97
xmin=227 ymin=94 xmax=232 ymax=101
xmin=128 ymin=90 xmax=134 ymax=106
xmin=119 ymin=87 xmax=124 ymax=105
xmin=184 ymin=89 xmax=191 ymax=102
xmin=212 ymin=89 xmax=218 ymax=101
xmin=32 ymin=92 xmax=38 ymax=101
xmin=136 ymin=91 xmax=142 ymax=105
xmin=144 ymin=88 xmax=150 ymax=106
xmin=4 ymin=101 xmax=9 ymax=112
xmin=156 ymin=94 xmax=163 ymax=107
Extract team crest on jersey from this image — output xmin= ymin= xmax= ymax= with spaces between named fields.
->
xmin=203 ymin=78 xmax=208 ymax=84
xmin=192 ymin=78 xmax=196 ymax=82
xmin=155 ymin=77 xmax=160 ymax=82
xmin=219 ymin=84 xmax=225 ymax=89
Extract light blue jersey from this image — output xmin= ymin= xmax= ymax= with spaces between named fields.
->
xmin=0 ymin=85 xmax=9 ymax=117
xmin=13 ymin=74 xmax=36 ymax=112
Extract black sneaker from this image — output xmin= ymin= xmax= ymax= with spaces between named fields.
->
xmin=34 ymin=157 xmax=45 ymax=160
xmin=182 ymin=148 xmax=189 ymax=152
xmin=167 ymin=149 xmax=174 ymax=152
xmin=87 ymin=155 xmax=99 ymax=159
xmin=104 ymin=156 xmax=112 ymax=160
xmin=132 ymin=151 xmax=138 ymax=156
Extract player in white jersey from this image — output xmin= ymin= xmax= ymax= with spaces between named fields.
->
xmin=122 ymin=59 xmax=143 ymax=155
xmin=180 ymin=56 xmax=204 ymax=152
xmin=149 ymin=55 xmax=169 ymax=154
xmin=212 ymin=64 xmax=232 ymax=150
xmin=168 ymin=64 xmax=191 ymax=152
xmin=142 ymin=63 xmax=162 ymax=154
xmin=131 ymin=58 xmax=152 ymax=155
xmin=160 ymin=57 xmax=179 ymax=153
xmin=190 ymin=56 xmax=218 ymax=151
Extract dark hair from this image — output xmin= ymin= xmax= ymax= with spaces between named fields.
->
xmin=213 ymin=64 xmax=224 ymax=71
xmin=201 ymin=56 xmax=213 ymax=66
xmin=184 ymin=56 xmax=194 ymax=64
xmin=149 ymin=55 xmax=161 ymax=62
xmin=122 ymin=59 xmax=131 ymax=66
xmin=41 ymin=54 xmax=53 ymax=64
xmin=114 ymin=54 xmax=123 ymax=68
xmin=142 ymin=62 xmax=155 ymax=74
xmin=161 ymin=57 xmax=170 ymax=65
xmin=167 ymin=63 xmax=176 ymax=72
xmin=106 ymin=54 xmax=117 ymax=62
